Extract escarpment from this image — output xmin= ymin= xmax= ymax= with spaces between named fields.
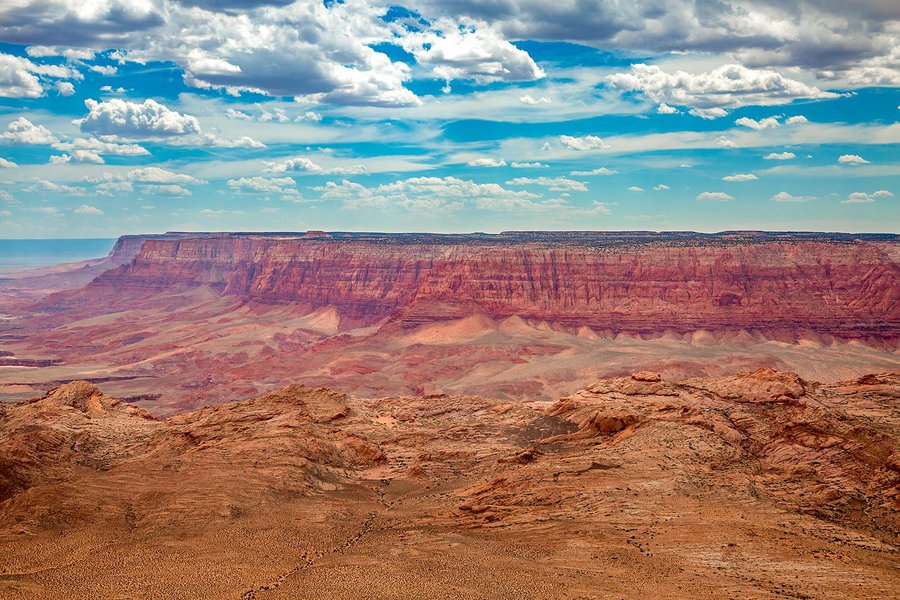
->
xmin=48 ymin=231 xmax=900 ymax=341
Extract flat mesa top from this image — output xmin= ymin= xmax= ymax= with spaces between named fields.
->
xmin=142 ymin=230 xmax=900 ymax=248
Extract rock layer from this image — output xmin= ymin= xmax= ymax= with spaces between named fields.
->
xmin=47 ymin=231 xmax=900 ymax=342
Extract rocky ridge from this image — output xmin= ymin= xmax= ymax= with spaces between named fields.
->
xmin=0 ymin=370 xmax=897 ymax=598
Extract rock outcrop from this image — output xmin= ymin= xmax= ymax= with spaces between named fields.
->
xmin=48 ymin=231 xmax=900 ymax=342
xmin=1 ymin=371 xmax=898 ymax=599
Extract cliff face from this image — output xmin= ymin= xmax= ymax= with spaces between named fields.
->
xmin=69 ymin=232 xmax=900 ymax=340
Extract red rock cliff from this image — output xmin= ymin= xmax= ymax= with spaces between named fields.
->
xmin=57 ymin=232 xmax=900 ymax=341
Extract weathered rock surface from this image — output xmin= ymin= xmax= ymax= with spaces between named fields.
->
xmin=1 ymin=370 xmax=897 ymax=598
xmin=46 ymin=231 xmax=900 ymax=341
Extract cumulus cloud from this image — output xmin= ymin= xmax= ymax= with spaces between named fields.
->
xmin=689 ymin=107 xmax=728 ymax=120
xmin=402 ymin=22 xmax=544 ymax=85
xmin=0 ymin=52 xmax=80 ymax=98
xmin=570 ymin=167 xmax=617 ymax=176
xmin=126 ymin=167 xmax=203 ymax=185
xmin=96 ymin=181 xmax=133 ymax=196
xmin=771 ymin=191 xmax=816 ymax=202
xmin=85 ymin=167 xmax=204 ymax=187
xmin=227 ymin=176 xmax=299 ymax=195
xmin=0 ymin=157 xmax=17 ymax=168
xmin=405 ymin=1 xmax=899 ymax=83
xmin=520 ymin=94 xmax=551 ymax=105
xmin=50 ymin=150 xmax=104 ymax=164
xmin=763 ymin=151 xmax=796 ymax=160
xmin=559 ymin=135 xmax=608 ymax=151
xmin=841 ymin=190 xmax=893 ymax=204
xmin=654 ymin=184 xmax=669 ymax=191
xmin=314 ymin=176 xmax=539 ymax=210
xmin=606 ymin=64 xmax=837 ymax=115
xmin=716 ymin=136 xmax=738 ymax=148
xmin=55 ymin=80 xmax=75 ymax=96
xmin=506 ymin=177 xmax=587 ymax=192
xmin=265 ymin=156 xmax=367 ymax=175
xmin=74 ymin=204 xmax=103 ymax=215
xmin=78 ymin=98 xmax=202 ymax=138
xmin=735 ymin=116 xmax=779 ymax=130
xmin=89 ymin=65 xmax=117 ymax=76
xmin=696 ymin=191 xmax=735 ymax=202
xmin=27 ymin=179 xmax=85 ymax=195
xmin=722 ymin=173 xmax=758 ymax=181
xmin=786 ymin=115 xmax=808 ymax=124
xmin=511 ymin=162 xmax=547 ymax=168
xmin=657 ymin=103 xmax=678 ymax=114
xmin=838 ymin=154 xmax=870 ymax=164
xmin=0 ymin=1 xmax=424 ymax=107
xmin=141 ymin=184 xmax=192 ymax=197
xmin=628 ymin=186 xmax=644 ymax=192
xmin=0 ymin=117 xmax=57 ymax=144
xmin=468 ymin=157 xmax=507 ymax=167
xmin=52 ymin=137 xmax=150 ymax=156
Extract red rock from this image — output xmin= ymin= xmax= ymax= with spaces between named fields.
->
xmin=42 ymin=232 xmax=900 ymax=342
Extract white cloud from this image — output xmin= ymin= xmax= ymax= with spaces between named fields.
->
xmin=689 ymin=107 xmax=728 ymax=120
xmin=89 ymin=65 xmax=117 ymax=76
xmin=506 ymin=177 xmax=587 ymax=192
xmin=265 ymin=156 xmax=366 ymax=175
xmin=606 ymin=64 xmax=837 ymax=113
xmin=74 ymin=204 xmax=103 ymax=215
xmin=510 ymin=162 xmax=547 ymax=168
xmin=403 ymin=23 xmax=544 ymax=84
xmin=763 ymin=151 xmax=796 ymax=160
xmin=735 ymin=116 xmax=779 ymax=130
xmin=841 ymin=190 xmax=893 ymax=204
xmin=55 ymin=80 xmax=75 ymax=96
xmin=227 ymin=176 xmax=299 ymax=195
xmin=559 ymin=135 xmax=608 ymax=151
xmin=52 ymin=137 xmax=150 ymax=156
xmin=50 ymin=150 xmax=104 ymax=164
xmin=520 ymin=94 xmax=551 ymax=105
xmin=25 ymin=46 xmax=94 ymax=61
xmin=126 ymin=167 xmax=203 ymax=185
xmin=657 ymin=103 xmax=678 ymax=114
xmin=722 ymin=173 xmax=758 ymax=181
xmin=654 ymin=184 xmax=669 ymax=191
xmin=96 ymin=181 xmax=133 ymax=196
xmin=696 ymin=191 xmax=734 ymax=202
xmin=0 ymin=117 xmax=56 ymax=144
xmin=570 ymin=167 xmax=617 ymax=176
xmin=0 ymin=157 xmax=17 ymax=168
xmin=79 ymin=98 xmax=202 ymax=138
xmin=628 ymin=186 xmax=644 ymax=192
xmin=142 ymin=184 xmax=192 ymax=197
xmin=27 ymin=179 xmax=85 ymax=195
xmin=716 ymin=136 xmax=737 ymax=148
xmin=771 ymin=191 xmax=815 ymax=202
xmin=786 ymin=115 xmax=808 ymax=124
xmin=468 ymin=158 xmax=507 ymax=167
xmin=315 ymin=176 xmax=539 ymax=210
xmin=0 ymin=52 xmax=79 ymax=98
xmin=205 ymin=134 xmax=265 ymax=148
xmin=838 ymin=154 xmax=870 ymax=165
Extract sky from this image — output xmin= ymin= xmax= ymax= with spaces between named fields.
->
xmin=0 ymin=0 xmax=897 ymax=237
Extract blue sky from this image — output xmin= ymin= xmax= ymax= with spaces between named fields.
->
xmin=0 ymin=1 xmax=897 ymax=237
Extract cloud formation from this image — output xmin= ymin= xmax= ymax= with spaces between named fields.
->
xmin=606 ymin=64 xmax=836 ymax=115
xmin=79 ymin=98 xmax=202 ymax=138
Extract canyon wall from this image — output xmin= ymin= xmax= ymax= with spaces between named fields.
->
xmin=58 ymin=232 xmax=900 ymax=341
